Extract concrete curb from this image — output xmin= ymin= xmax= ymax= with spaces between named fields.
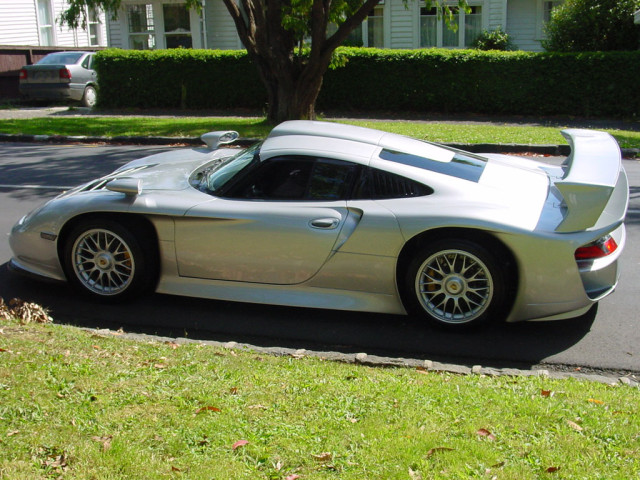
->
xmin=1 ymin=132 xmax=638 ymax=158
xmin=85 ymin=326 xmax=639 ymax=387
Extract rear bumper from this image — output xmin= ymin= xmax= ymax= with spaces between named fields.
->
xmin=19 ymin=83 xmax=85 ymax=102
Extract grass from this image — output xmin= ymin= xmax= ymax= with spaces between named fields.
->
xmin=1 ymin=314 xmax=639 ymax=479
xmin=1 ymin=114 xmax=640 ymax=148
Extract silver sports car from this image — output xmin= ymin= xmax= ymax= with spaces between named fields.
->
xmin=9 ymin=121 xmax=629 ymax=328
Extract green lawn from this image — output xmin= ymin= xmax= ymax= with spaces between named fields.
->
xmin=1 ymin=313 xmax=639 ymax=480
xmin=1 ymin=115 xmax=640 ymax=148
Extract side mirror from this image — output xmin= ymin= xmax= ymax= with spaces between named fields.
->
xmin=201 ymin=130 xmax=240 ymax=150
xmin=106 ymin=178 xmax=141 ymax=196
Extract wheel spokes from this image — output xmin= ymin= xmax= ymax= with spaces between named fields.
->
xmin=416 ymin=249 xmax=494 ymax=324
xmin=72 ymin=228 xmax=135 ymax=295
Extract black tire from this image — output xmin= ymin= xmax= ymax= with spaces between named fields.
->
xmin=81 ymin=85 xmax=97 ymax=107
xmin=404 ymin=238 xmax=508 ymax=328
xmin=63 ymin=219 xmax=156 ymax=301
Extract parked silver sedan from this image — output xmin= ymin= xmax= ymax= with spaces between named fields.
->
xmin=19 ymin=51 xmax=97 ymax=107
xmin=8 ymin=122 xmax=629 ymax=328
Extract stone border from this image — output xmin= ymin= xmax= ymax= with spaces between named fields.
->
xmin=86 ymin=327 xmax=639 ymax=388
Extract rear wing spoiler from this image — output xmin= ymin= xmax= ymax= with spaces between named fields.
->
xmin=555 ymin=129 xmax=628 ymax=233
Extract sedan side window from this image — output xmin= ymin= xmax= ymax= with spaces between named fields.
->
xmin=82 ymin=55 xmax=92 ymax=69
xmin=226 ymin=156 xmax=358 ymax=201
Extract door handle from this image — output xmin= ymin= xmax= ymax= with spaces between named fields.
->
xmin=310 ymin=217 xmax=340 ymax=229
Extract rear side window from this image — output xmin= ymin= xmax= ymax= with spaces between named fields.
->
xmin=353 ymin=167 xmax=433 ymax=200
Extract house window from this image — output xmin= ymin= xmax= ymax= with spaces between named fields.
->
xmin=420 ymin=5 xmax=483 ymax=48
xmin=345 ymin=4 xmax=384 ymax=47
xmin=36 ymin=0 xmax=55 ymax=46
xmin=128 ymin=4 xmax=156 ymax=49
xmin=88 ymin=8 xmax=103 ymax=46
xmin=163 ymin=4 xmax=192 ymax=48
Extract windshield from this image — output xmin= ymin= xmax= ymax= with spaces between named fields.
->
xmin=203 ymin=142 xmax=262 ymax=194
xmin=37 ymin=52 xmax=84 ymax=65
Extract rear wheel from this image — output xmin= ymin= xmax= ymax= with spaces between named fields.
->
xmin=63 ymin=219 xmax=156 ymax=301
xmin=81 ymin=85 xmax=97 ymax=107
xmin=405 ymin=239 xmax=508 ymax=328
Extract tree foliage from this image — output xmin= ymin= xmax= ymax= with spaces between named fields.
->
xmin=542 ymin=0 xmax=640 ymax=52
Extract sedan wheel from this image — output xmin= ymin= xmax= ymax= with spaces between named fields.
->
xmin=64 ymin=220 xmax=155 ymax=301
xmin=81 ymin=85 xmax=97 ymax=107
xmin=406 ymin=239 xmax=507 ymax=327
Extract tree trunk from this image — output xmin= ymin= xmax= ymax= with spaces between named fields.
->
xmin=259 ymin=62 xmax=325 ymax=124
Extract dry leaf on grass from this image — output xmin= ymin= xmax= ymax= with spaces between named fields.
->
xmin=566 ymin=420 xmax=583 ymax=432
xmin=195 ymin=406 xmax=221 ymax=414
xmin=312 ymin=452 xmax=332 ymax=462
xmin=232 ymin=439 xmax=249 ymax=450
xmin=426 ymin=447 xmax=454 ymax=457
xmin=477 ymin=428 xmax=496 ymax=440
xmin=1 ymin=298 xmax=52 ymax=324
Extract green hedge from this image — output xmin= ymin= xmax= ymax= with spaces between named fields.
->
xmin=94 ymin=48 xmax=640 ymax=117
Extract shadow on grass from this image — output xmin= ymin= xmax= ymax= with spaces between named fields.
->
xmin=1 ymin=262 xmax=597 ymax=372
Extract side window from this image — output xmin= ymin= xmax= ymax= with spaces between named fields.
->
xmin=227 ymin=156 xmax=357 ymax=201
xmin=353 ymin=167 xmax=433 ymax=200
xmin=81 ymin=55 xmax=92 ymax=69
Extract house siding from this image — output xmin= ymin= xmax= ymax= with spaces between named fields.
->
xmin=0 ymin=0 xmax=41 ymax=45
xmin=206 ymin=0 xmax=241 ymax=49
xmin=103 ymin=0 xmax=547 ymax=52
xmin=506 ymin=0 xmax=543 ymax=52
xmin=0 ymin=0 xmax=107 ymax=47
xmin=389 ymin=0 xmax=414 ymax=49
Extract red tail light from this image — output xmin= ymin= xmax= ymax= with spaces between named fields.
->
xmin=575 ymin=235 xmax=618 ymax=260
xmin=19 ymin=69 xmax=27 ymax=80
xmin=59 ymin=68 xmax=72 ymax=79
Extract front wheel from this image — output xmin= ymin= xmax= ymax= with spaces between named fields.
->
xmin=404 ymin=239 xmax=508 ymax=328
xmin=63 ymin=219 xmax=156 ymax=301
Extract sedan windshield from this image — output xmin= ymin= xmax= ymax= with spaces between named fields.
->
xmin=37 ymin=52 xmax=84 ymax=65
xmin=203 ymin=142 xmax=262 ymax=194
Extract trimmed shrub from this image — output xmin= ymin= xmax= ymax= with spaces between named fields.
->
xmin=94 ymin=48 xmax=640 ymax=118
xmin=472 ymin=28 xmax=514 ymax=51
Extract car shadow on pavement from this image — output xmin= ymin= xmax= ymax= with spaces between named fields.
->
xmin=1 ymin=263 xmax=596 ymax=371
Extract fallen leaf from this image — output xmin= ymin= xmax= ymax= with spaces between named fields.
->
xmin=91 ymin=435 xmax=113 ymax=451
xmin=285 ymin=475 xmax=301 ymax=480
xmin=477 ymin=429 xmax=496 ymax=440
xmin=232 ymin=439 xmax=249 ymax=450
xmin=546 ymin=466 xmax=560 ymax=473
xmin=165 ymin=342 xmax=179 ymax=349
xmin=196 ymin=406 xmax=221 ymax=414
xmin=229 ymin=387 xmax=239 ymax=395
xmin=588 ymin=398 xmax=604 ymax=405
xmin=409 ymin=467 xmax=422 ymax=479
xmin=541 ymin=390 xmax=553 ymax=397
xmin=154 ymin=363 xmax=167 ymax=369
xmin=426 ymin=447 xmax=454 ymax=457
xmin=566 ymin=420 xmax=583 ymax=432
xmin=92 ymin=345 xmax=101 ymax=350
xmin=7 ymin=430 xmax=19 ymax=437
xmin=312 ymin=452 xmax=332 ymax=462
xmin=171 ymin=466 xmax=182 ymax=472
xmin=0 ymin=348 xmax=11 ymax=353
xmin=248 ymin=404 xmax=267 ymax=410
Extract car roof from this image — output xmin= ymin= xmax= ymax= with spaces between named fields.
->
xmin=266 ymin=121 xmax=459 ymax=165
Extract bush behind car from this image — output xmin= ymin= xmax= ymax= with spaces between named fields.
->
xmin=94 ymin=48 xmax=640 ymax=117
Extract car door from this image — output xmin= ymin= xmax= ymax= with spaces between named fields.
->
xmin=174 ymin=156 xmax=360 ymax=285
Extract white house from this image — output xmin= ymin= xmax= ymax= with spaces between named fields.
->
xmin=0 ymin=0 xmax=107 ymax=47
xmin=104 ymin=0 xmax=563 ymax=53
